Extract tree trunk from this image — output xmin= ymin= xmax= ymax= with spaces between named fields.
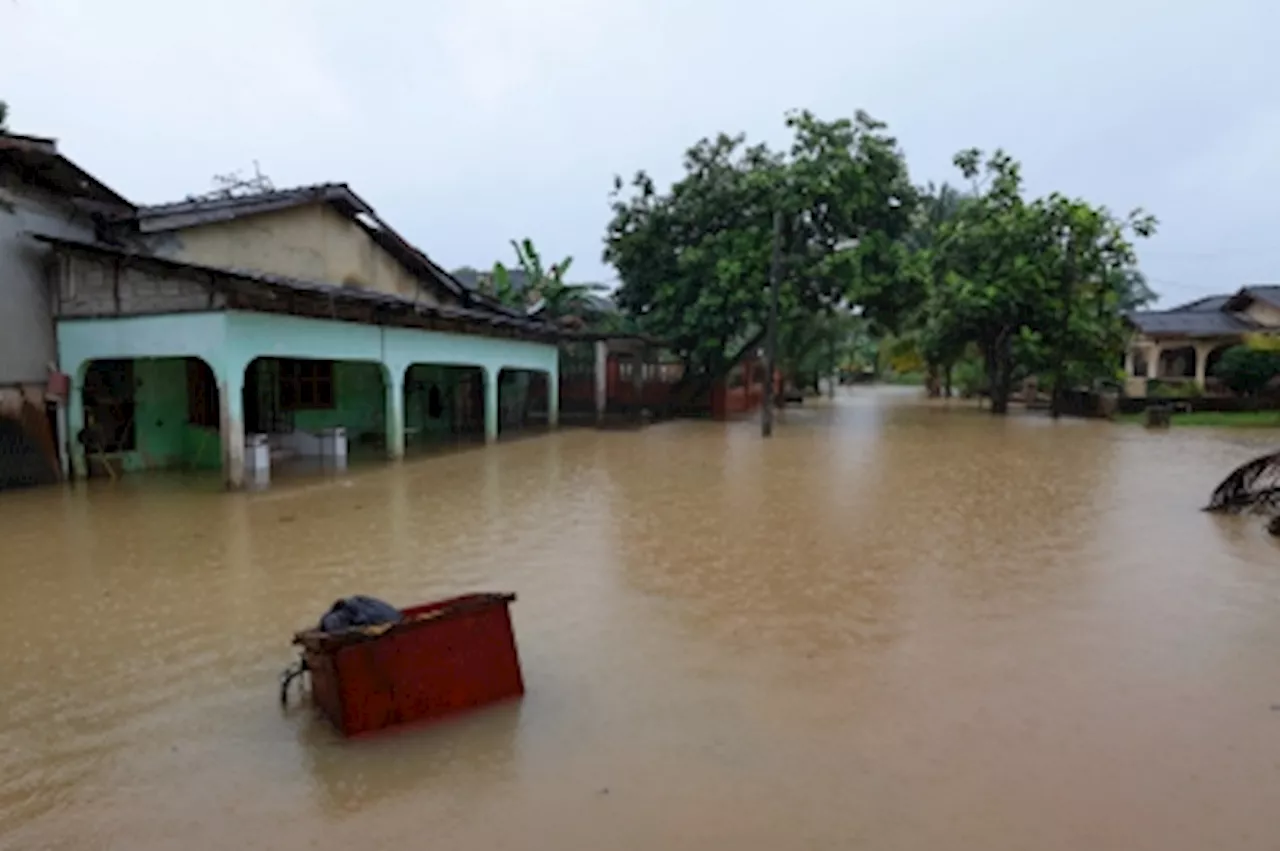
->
xmin=943 ymin=362 xmax=954 ymax=398
xmin=992 ymin=353 xmax=1014 ymax=415
xmin=985 ymin=334 xmax=1014 ymax=415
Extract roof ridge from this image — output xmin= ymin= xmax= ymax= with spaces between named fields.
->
xmin=137 ymin=181 xmax=352 ymax=215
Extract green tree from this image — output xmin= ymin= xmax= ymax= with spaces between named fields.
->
xmin=777 ymin=308 xmax=871 ymax=392
xmin=0 ymin=101 xmax=7 ymax=131
xmin=924 ymin=149 xmax=1155 ymax=414
xmin=483 ymin=238 xmax=604 ymax=325
xmin=901 ymin=182 xmax=972 ymax=394
xmin=1214 ymin=345 xmax=1280 ymax=397
xmin=605 ymin=109 xmax=917 ymax=389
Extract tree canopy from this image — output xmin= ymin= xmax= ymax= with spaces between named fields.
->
xmin=604 ymin=110 xmax=916 ymax=381
xmin=920 ymin=149 xmax=1156 ymax=412
xmin=602 ymin=109 xmax=1157 ymax=416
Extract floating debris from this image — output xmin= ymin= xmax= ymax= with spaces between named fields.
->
xmin=1204 ymin=450 xmax=1280 ymax=514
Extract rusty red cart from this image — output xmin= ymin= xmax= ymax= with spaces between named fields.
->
xmin=292 ymin=592 xmax=524 ymax=737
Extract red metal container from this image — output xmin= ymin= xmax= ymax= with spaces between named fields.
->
xmin=294 ymin=593 xmax=524 ymax=737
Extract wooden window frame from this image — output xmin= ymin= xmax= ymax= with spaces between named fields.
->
xmin=278 ymin=359 xmax=335 ymax=411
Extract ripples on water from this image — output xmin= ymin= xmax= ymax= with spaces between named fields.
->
xmin=1 ymin=388 xmax=1278 ymax=850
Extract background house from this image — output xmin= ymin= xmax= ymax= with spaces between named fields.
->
xmin=1124 ymin=287 xmax=1280 ymax=396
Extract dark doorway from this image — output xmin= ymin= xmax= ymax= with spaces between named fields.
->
xmin=82 ymin=359 xmax=136 ymax=453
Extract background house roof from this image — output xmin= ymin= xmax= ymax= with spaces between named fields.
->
xmin=1224 ymin=285 xmax=1280 ymax=312
xmin=1167 ymin=294 xmax=1232 ymax=313
xmin=1127 ymin=310 xmax=1258 ymax=337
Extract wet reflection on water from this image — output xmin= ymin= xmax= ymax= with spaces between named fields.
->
xmin=2 ymin=387 xmax=1279 ymax=850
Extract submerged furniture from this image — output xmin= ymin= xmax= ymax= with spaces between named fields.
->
xmin=292 ymin=592 xmax=524 ymax=737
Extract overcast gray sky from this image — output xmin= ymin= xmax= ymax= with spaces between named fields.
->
xmin=2 ymin=0 xmax=1274 ymax=306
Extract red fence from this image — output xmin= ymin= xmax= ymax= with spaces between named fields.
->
xmin=556 ymin=351 xmax=779 ymax=421
xmin=558 ymin=355 xmax=681 ymax=415
xmin=709 ymin=357 xmax=780 ymax=418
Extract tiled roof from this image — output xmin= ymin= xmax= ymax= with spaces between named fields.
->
xmin=1168 ymin=294 xmax=1232 ymax=313
xmin=1241 ymin=285 xmax=1280 ymax=309
xmin=132 ymin=183 xmax=469 ymax=300
xmin=1127 ymin=309 xmax=1259 ymax=337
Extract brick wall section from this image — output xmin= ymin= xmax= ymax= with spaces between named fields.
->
xmin=54 ymin=254 xmax=223 ymax=317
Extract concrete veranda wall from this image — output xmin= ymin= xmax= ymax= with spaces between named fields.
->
xmin=57 ymin=310 xmax=560 ymax=486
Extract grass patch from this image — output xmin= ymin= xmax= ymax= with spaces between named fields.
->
xmin=881 ymin=371 xmax=926 ymax=386
xmin=1115 ymin=410 xmax=1280 ymax=427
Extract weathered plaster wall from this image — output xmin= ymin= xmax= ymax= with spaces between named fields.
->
xmin=0 ymin=169 xmax=99 ymax=384
xmin=151 ymin=202 xmax=449 ymax=306
xmin=1242 ymin=300 xmax=1280 ymax=328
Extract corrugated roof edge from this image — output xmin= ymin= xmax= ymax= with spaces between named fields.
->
xmin=31 ymin=233 xmax=560 ymax=337
xmin=0 ymin=131 xmax=133 ymax=208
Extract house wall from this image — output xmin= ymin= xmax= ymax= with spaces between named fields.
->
xmin=291 ymin=361 xmax=387 ymax=446
xmin=0 ymin=168 xmax=100 ymax=384
xmin=54 ymin=252 xmax=221 ymax=317
xmin=150 ymin=202 xmax=449 ymax=306
xmin=1242 ymin=300 xmax=1280 ymax=328
xmin=1124 ymin=332 xmax=1243 ymax=397
xmin=128 ymin=358 xmax=220 ymax=472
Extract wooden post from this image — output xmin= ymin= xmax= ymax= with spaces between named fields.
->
xmin=763 ymin=210 xmax=782 ymax=438
xmin=593 ymin=341 xmax=608 ymax=425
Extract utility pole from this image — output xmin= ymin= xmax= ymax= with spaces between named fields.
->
xmin=1051 ymin=230 xmax=1075 ymax=420
xmin=828 ymin=327 xmax=836 ymax=398
xmin=762 ymin=209 xmax=783 ymax=438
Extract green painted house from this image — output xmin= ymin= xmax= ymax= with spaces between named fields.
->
xmin=41 ymin=211 xmax=560 ymax=488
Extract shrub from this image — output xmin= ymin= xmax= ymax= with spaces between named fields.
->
xmin=1213 ymin=345 xmax=1280 ymax=397
xmin=1148 ymin=380 xmax=1201 ymax=399
xmin=952 ymin=359 xmax=987 ymax=398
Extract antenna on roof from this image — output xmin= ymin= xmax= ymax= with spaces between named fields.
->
xmin=191 ymin=160 xmax=275 ymax=202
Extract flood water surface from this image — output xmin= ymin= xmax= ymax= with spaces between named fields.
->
xmin=2 ymin=388 xmax=1278 ymax=850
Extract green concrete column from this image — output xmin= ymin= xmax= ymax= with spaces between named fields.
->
xmin=218 ymin=361 xmax=246 ymax=490
xmin=67 ymin=372 xmax=87 ymax=481
xmin=548 ymin=364 xmax=560 ymax=428
xmin=386 ymin=365 xmax=405 ymax=460
xmin=483 ymin=367 xmax=499 ymax=443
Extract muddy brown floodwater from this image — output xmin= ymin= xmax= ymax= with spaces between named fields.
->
xmin=2 ymin=387 xmax=1279 ymax=850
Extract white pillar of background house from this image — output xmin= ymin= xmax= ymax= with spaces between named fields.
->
xmin=483 ymin=367 xmax=500 ymax=443
xmin=385 ymin=366 xmax=405 ymax=460
xmin=1193 ymin=342 xmax=1215 ymax=388
xmin=594 ymin=341 xmax=608 ymax=424
xmin=547 ymin=363 xmax=560 ymax=428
